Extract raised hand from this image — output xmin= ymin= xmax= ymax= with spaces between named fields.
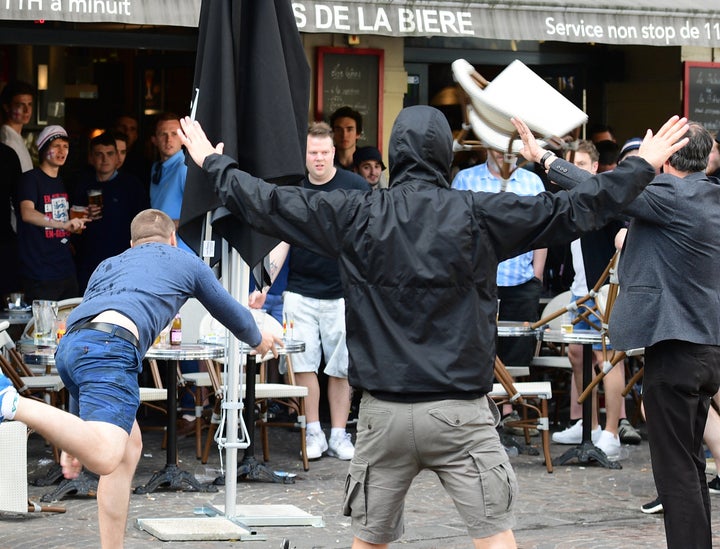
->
xmin=637 ymin=115 xmax=689 ymax=170
xmin=177 ymin=116 xmax=225 ymax=167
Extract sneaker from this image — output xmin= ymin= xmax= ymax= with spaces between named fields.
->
xmin=552 ymin=420 xmax=601 ymax=444
xmin=618 ymin=419 xmax=642 ymax=444
xmin=327 ymin=432 xmax=355 ymax=460
xmin=595 ymin=430 xmax=621 ymax=459
xmin=305 ymin=430 xmax=328 ymax=460
xmin=500 ymin=410 xmax=539 ymax=437
xmin=0 ymin=372 xmax=18 ymax=422
xmin=708 ymin=476 xmax=720 ymax=494
xmin=640 ymin=496 xmax=663 ymax=514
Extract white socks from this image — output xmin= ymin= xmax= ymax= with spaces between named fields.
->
xmin=330 ymin=427 xmax=346 ymax=440
xmin=307 ymin=421 xmax=322 ymax=435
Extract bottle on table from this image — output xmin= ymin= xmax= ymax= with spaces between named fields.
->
xmin=170 ymin=314 xmax=182 ymax=346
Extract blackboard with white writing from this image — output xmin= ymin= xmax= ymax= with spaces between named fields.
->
xmin=316 ymin=47 xmax=384 ymax=149
xmin=684 ymin=62 xmax=720 ymax=135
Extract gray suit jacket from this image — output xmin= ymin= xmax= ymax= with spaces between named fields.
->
xmin=549 ymin=158 xmax=720 ymax=350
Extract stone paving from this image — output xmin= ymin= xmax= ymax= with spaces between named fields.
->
xmin=3 ymin=420 xmax=720 ymax=548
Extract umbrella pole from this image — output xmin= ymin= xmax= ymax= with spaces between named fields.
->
xmin=222 ymin=243 xmax=250 ymax=518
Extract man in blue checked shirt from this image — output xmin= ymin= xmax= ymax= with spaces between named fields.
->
xmin=453 ymin=149 xmax=546 ymax=368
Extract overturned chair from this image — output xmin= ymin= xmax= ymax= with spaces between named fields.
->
xmin=451 ymin=58 xmax=588 ymax=179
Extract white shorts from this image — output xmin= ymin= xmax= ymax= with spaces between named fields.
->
xmin=282 ymin=291 xmax=348 ymax=378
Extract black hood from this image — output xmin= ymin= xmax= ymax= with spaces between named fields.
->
xmin=388 ymin=106 xmax=453 ymax=189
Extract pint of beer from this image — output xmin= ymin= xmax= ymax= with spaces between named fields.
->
xmin=87 ymin=189 xmax=103 ymax=219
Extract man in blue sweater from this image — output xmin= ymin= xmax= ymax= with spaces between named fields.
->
xmin=0 ymin=208 xmax=281 ymax=547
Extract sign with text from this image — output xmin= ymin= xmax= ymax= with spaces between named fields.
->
xmin=1 ymin=1 xmax=719 ymax=47
xmin=683 ymin=62 xmax=720 ymax=135
xmin=316 ymin=47 xmax=383 ymax=150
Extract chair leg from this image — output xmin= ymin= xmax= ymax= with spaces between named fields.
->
xmin=540 ymin=400 xmax=553 ymax=473
xmin=201 ymin=421 xmax=219 ymax=465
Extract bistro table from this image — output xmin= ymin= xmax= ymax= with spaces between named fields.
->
xmin=540 ymin=328 xmax=621 ymax=470
xmin=213 ymin=339 xmax=306 ymax=485
xmin=135 ymin=343 xmax=226 ymax=494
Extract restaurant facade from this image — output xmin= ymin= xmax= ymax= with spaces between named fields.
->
xmin=0 ymin=0 xmax=719 ymax=155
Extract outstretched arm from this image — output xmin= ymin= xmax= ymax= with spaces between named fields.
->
xmin=511 ymin=115 xmax=689 ymax=172
xmin=178 ymin=116 xmax=224 ymax=166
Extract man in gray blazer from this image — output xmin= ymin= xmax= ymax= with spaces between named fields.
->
xmin=541 ymin=122 xmax=719 ymax=549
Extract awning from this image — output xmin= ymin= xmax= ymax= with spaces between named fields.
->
xmin=2 ymin=0 xmax=719 ymax=47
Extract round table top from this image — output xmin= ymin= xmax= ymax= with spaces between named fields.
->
xmin=145 ymin=342 xmax=226 ymax=360
xmin=496 ymin=320 xmax=538 ymax=337
xmin=540 ymin=328 xmax=605 ymax=345
xmin=237 ymin=338 xmax=305 ymax=356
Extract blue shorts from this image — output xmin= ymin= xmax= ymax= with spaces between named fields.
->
xmin=570 ymin=294 xmax=612 ymax=351
xmin=55 ymin=329 xmax=143 ymax=434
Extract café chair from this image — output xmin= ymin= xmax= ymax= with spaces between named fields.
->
xmin=491 ymin=356 xmax=554 ymax=473
xmin=197 ymin=312 xmax=310 ymax=470
xmin=451 ymin=58 xmax=587 ymax=179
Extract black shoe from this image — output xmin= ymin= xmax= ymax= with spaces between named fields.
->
xmin=708 ymin=476 xmax=720 ymax=494
xmin=618 ymin=419 xmax=642 ymax=444
xmin=641 ymin=496 xmax=663 ymax=514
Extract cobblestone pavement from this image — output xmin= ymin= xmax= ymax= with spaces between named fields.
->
xmin=3 ymin=421 xmax=720 ymax=549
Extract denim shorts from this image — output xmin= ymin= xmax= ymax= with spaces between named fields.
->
xmin=570 ymin=294 xmax=613 ymax=351
xmin=343 ymin=393 xmax=518 ymax=544
xmin=55 ymin=329 xmax=143 ymax=434
xmin=282 ymin=291 xmax=348 ymax=377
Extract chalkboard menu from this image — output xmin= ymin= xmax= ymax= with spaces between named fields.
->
xmin=684 ymin=62 xmax=720 ymax=135
xmin=316 ymin=47 xmax=384 ymax=149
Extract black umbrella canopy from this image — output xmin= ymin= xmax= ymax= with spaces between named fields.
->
xmin=179 ymin=0 xmax=310 ymax=283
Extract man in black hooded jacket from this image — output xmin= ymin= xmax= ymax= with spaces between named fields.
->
xmin=178 ymin=108 xmax=687 ymax=549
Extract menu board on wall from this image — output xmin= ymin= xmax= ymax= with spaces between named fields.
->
xmin=683 ymin=61 xmax=720 ymax=135
xmin=316 ymin=47 xmax=384 ymax=149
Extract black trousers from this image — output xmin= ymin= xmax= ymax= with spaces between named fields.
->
xmin=644 ymin=340 xmax=720 ymax=549
xmin=497 ymin=277 xmax=542 ymax=366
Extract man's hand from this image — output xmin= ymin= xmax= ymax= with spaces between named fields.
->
xmin=637 ymin=115 xmax=689 ymax=171
xmin=177 ymin=116 xmax=225 ymax=167
xmin=253 ymin=332 xmax=284 ymax=359
xmin=248 ymin=290 xmax=268 ymax=310
xmin=510 ymin=117 xmax=546 ymax=164
xmin=60 ymin=450 xmax=82 ymax=479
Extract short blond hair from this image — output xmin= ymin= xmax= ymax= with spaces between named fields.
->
xmin=130 ymin=209 xmax=175 ymax=244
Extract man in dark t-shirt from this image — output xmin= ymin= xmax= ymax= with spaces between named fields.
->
xmin=284 ymin=122 xmax=369 ymax=461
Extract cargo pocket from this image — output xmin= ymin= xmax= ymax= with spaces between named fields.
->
xmin=342 ymin=457 xmax=369 ymax=525
xmin=428 ymin=402 xmax=484 ymax=429
xmin=470 ymin=446 xmax=518 ymax=517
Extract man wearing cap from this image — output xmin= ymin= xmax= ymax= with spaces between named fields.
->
xmin=15 ymin=125 xmax=87 ymax=302
xmin=618 ymin=137 xmax=643 ymax=165
xmin=353 ymin=146 xmax=387 ymax=189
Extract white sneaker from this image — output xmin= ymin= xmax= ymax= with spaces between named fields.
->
xmin=327 ymin=432 xmax=355 ymax=460
xmin=551 ymin=420 xmax=602 ymax=444
xmin=306 ymin=430 xmax=328 ymax=460
xmin=596 ymin=430 xmax=621 ymax=459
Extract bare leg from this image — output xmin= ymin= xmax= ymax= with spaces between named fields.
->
xmin=704 ymin=395 xmax=720 ymax=462
xmin=296 ymin=371 xmax=320 ymax=424
xmin=328 ymin=375 xmax=352 ymax=429
xmin=352 ymin=539 xmax=387 ymax=549
xmin=473 ymin=530 xmax=517 ymax=548
xmin=13 ymin=395 xmax=129 ymax=475
xmin=568 ymin=344 xmax=599 ymax=428
xmin=98 ymin=420 xmax=143 ymax=549
xmin=602 ymin=355 xmax=625 ymax=436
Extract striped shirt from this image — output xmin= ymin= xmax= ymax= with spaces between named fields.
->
xmin=452 ymin=162 xmax=545 ymax=286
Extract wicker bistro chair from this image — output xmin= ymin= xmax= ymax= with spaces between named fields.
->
xmin=199 ymin=351 xmax=310 ymax=470
xmin=491 ymin=356 xmax=554 ymax=473
xmin=186 ymin=312 xmax=310 ymax=470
